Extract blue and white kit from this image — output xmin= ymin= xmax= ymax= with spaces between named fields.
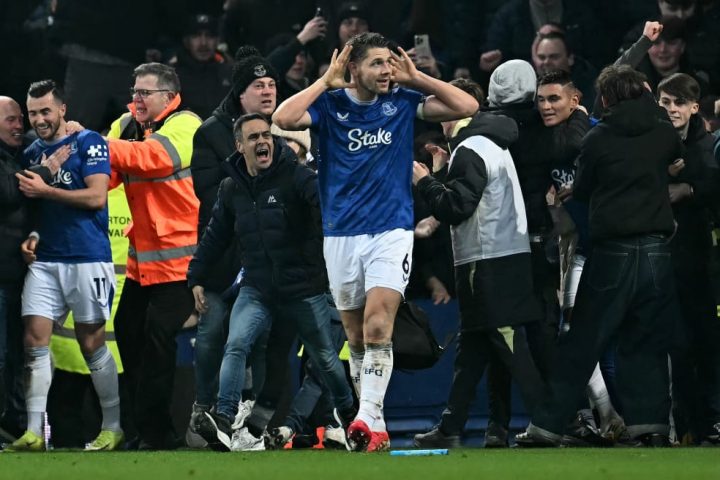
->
xmin=22 ymin=130 xmax=114 ymax=323
xmin=309 ymin=86 xmax=423 ymax=307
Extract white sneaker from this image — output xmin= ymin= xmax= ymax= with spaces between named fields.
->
xmin=323 ymin=425 xmax=348 ymax=450
xmin=267 ymin=426 xmax=293 ymax=449
xmin=232 ymin=399 xmax=255 ymax=430
xmin=230 ymin=426 xmax=265 ymax=452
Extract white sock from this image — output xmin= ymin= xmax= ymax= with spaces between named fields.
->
xmin=25 ymin=346 xmax=52 ymax=436
xmin=85 ymin=345 xmax=122 ymax=432
xmin=586 ymin=363 xmax=616 ymax=422
xmin=357 ymin=343 xmax=393 ymax=432
xmin=348 ymin=347 xmax=365 ymax=399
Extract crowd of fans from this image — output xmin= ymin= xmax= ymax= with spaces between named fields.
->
xmin=1 ymin=0 xmax=720 ymax=452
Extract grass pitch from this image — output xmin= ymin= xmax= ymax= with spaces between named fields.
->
xmin=1 ymin=448 xmax=718 ymax=480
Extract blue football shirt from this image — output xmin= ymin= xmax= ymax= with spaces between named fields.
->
xmin=308 ymin=86 xmax=424 ymax=236
xmin=23 ymin=130 xmax=112 ymax=263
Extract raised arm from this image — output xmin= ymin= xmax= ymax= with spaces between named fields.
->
xmin=389 ymin=48 xmax=478 ymax=122
xmin=273 ymin=45 xmax=355 ymax=131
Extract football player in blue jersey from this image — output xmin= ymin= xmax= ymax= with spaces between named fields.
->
xmin=274 ymin=32 xmax=478 ymax=452
xmin=5 ymin=80 xmax=123 ymax=452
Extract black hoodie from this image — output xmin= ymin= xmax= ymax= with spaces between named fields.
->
xmin=574 ymin=94 xmax=681 ymax=241
xmin=670 ymin=114 xmax=720 ymax=270
xmin=187 ymin=139 xmax=326 ymax=300
xmin=416 ymin=111 xmax=519 ymax=226
xmin=483 ymin=102 xmax=555 ymax=234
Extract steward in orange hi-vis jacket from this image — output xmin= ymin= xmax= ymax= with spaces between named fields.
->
xmin=106 ymin=63 xmax=201 ymax=450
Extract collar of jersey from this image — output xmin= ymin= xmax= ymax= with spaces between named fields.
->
xmin=343 ymin=88 xmax=379 ymax=106
xmin=38 ymin=132 xmax=74 ymax=148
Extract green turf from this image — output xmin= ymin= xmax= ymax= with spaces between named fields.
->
xmin=1 ymin=449 xmax=718 ymax=480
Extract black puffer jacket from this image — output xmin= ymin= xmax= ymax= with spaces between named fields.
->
xmin=187 ymin=139 xmax=326 ymax=300
xmin=190 ymin=89 xmax=244 ymax=293
xmin=0 ymin=142 xmax=31 ymax=285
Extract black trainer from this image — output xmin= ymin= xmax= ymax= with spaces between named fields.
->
xmin=514 ymin=423 xmax=562 ymax=448
xmin=197 ymin=411 xmax=232 ymax=451
xmin=484 ymin=422 xmax=509 ymax=448
xmin=413 ymin=427 xmax=461 ymax=449
xmin=562 ymin=411 xmax=614 ymax=447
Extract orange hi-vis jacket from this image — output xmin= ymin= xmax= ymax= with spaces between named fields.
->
xmin=107 ymin=94 xmax=202 ymax=286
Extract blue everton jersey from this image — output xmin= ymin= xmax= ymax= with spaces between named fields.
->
xmin=308 ymin=86 xmax=424 ymax=236
xmin=23 ymin=130 xmax=112 ymax=263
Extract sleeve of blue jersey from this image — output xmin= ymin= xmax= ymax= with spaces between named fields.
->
xmin=307 ymin=92 xmax=327 ymax=130
xmin=78 ymin=131 xmax=111 ymax=178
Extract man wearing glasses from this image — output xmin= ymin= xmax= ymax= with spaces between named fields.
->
xmin=105 ymin=62 xmax=202 ymax=450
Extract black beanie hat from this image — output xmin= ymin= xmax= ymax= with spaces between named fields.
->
xmin=231 ymin=54 xmax=280 ymax=96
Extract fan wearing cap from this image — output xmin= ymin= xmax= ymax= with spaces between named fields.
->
xmin=187 ymin=47 xmax=281 ymax=440
xmin=171 ymin=14 xmax=232 ymax=120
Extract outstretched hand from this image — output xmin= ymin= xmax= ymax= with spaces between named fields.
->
xmin=389 ymin=47 xmax=420 ymax=86
xmin=321 ymin=45 xmax=355 ymax=90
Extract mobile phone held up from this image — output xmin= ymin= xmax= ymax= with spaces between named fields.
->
xmin=315 ymin=7 xmax=324 ymax=18
xmin=414 ymin=34 xmax=432 ymax=59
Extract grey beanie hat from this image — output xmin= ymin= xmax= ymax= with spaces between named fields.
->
xmin=487 ymin=59 xmax=537 ymax=107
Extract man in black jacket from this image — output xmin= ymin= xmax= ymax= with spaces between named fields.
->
xmin=188 ymin=49 xmax=279 ymax=437
xmin=519 ymin=65 xmax=682 ymax=447
xmin=657 ymin=73 xmax=720 ymax=444
xmin=187 ymin=113 xmax=354 ymax=452
xmin=0 ymin=96 xmax=30 ymax=441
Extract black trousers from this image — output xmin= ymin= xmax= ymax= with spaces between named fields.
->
xmin=671 ymin=266 xmax=720 ymax=439
xmin=486 ymin=241 xmax=560 ymax=430
xmin=533 ymin=235 xmax=675 ymax=437
xmin=439 ymin=325 xmax=545 ymax=435
xmin=114 ymin=278 xmax=194 ymax=448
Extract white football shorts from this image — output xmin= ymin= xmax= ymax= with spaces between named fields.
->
xmin=22 ymin=261 xmax=116 ymax=324
xmin=324 ymin=228 xmax=414 ymax=310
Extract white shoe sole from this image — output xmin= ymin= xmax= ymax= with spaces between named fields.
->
xmin=204 ymin=412 xmax=231 ymax=451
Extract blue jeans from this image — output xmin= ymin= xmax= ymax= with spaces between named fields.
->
xmin=194 ymin=291 xmax=228 ymax=406
xmin=533 ymin=234 xmax=675 ymax=437
xmin=216 ymin=287 xmax=353 ymax=419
